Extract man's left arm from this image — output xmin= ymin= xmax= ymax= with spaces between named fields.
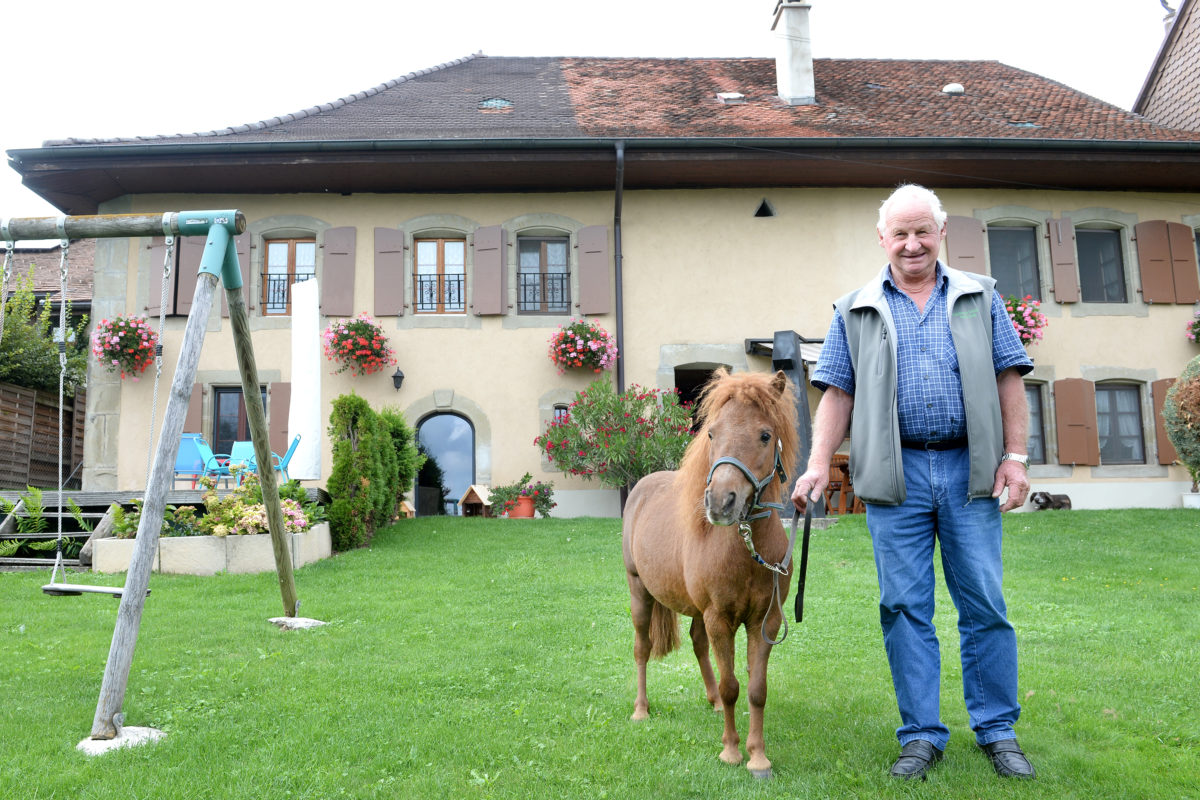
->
xmin=993 ymin=366 xmax=1030 ymax=512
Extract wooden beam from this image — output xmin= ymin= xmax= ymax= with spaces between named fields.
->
xmin=1 ymin=210 xmax=246 ymax=242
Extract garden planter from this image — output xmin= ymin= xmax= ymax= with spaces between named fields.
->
xmin=507 ymin=496 xmax=536 ymax=518
xmin=93 ymin=523 xmax=331 ymax=575
xmin=1183 ymin=493 xmax=1200 ymax=509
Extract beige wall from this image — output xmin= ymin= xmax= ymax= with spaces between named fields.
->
xmin=85 ymin=186 xmax=1200 ymax=510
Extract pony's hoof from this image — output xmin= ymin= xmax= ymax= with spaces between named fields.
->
xmin=749 ymin=767 xmax=773 ymax=780
xmin=719 ymin=748 xmax=743 ymax=766
xmin=630 ymin=709 xmax=649 ymax=722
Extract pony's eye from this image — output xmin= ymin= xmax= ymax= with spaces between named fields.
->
xmin=708 ymin=431 xmax=713 ymax=440
xmin=760 ymin=431 xmax=772 ymax=444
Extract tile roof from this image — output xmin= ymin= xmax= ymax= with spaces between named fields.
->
xmin=46 ymin=54 xmax=1200 ymax=147
xmin=1 ymin=240 xmax=94 ymax=303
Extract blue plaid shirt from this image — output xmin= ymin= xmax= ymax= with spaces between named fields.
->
xmin=812 ymin=264 xmax=1032 ymax=442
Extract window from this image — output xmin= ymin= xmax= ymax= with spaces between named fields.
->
xmin=553 ymin=403 xmax=570 ymax=422
xmin=1076 ymin=229 xmax=1126 ymax=303
xmin=987 ymin=226 xmax=1040 ymax=301
xmin=1025 ymin=384 xmax=1046 ymax=464
xmin=517 ymin=237 xmax=570 ymax=314
xmin=1095 ymin=384 xmax=1144 ymax=465
xmin=213 ymin=386 xmax=267 ymax=457
xmin=414 ymin=238 xmax=465 ymax=314
xmin=416 ymin=413 xmax=475 ymax=515
xmin=262 ymin=238 xmax=316 ymax=315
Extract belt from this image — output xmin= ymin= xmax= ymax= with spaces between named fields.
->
xmin=900 ymin=437 xmax=968 ymax=451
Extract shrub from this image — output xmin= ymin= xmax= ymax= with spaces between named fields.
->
xmin=535 ymin=379 xmax=694 ymax=490
xmin=1163 ymin=353 xmax=1200 ymax=492
xmin=0 ymin=269 xmax=88 ymax=392
xmin=379 ymin=406 xmax=425 ymax=518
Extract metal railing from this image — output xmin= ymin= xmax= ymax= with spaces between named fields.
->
xmin=261 ymin=269 xmax=315 ymax=315
xmin=517 ymin=272 xmax=570 ymax=314
xmin=414 ymin=274 xmax=465 ymax=313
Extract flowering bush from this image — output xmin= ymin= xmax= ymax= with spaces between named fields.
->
xmin=1185 ymin=310 xmax=1200 ymax=344
xmin=489 ymin=472 xmax=556 ymax=517
xmin=322 ymin=312 xmax=397 ymax=376
xmin=91 ymin=314 xmax=157 ymax=380
xmin=1004 ymin=295 xmax=1049 ymax=346
xmin=535 ymin=379 xmax=694 ymax=489
xmin=1163 ymin=354 xmax=1200 ymax=492
xmin=547 ymin=318 xmax=618 ymax=373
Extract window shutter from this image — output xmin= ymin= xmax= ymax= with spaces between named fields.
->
xmin=269 ymin=382 xmax=291 ymax=456
xmin=1168 ymin=222 xmax=1200 ymax=304
xmin=177 ymin=236 xmax=205 ymax=315
xmin=1046 ymin=218 xmax=1079 ymax=303
xmin=1053 ymin=378 xmax=1099 ymax=465
xmin=1134 ymin=220 xmax=1176 ymax=303
xmin=185 ymin=383 xmax=203 ymax=433
xmin=221 ymin=233 xmax=254 ymax=317
xmin=1151 ymin=378 xmax=1178 ymax=465
xmin=577 ymin=225 xmax=611 ymax=315
xmin=321 ymin=227 xmax=357 ymax=317
xmin=944 ymin=216 xmax=986 ymax=273
xmin=470 ymin=225 xmax=507 ymax=316
xmin=146 ymin=238 xmax=167 ymax=316
xmin=374 ymin=228 xmax=406 ymax=317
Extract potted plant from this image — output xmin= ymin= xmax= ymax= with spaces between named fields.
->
xmin=91 ymin=314 xmax=158 ymax=380
xmin=1162 ymin=354 xmax=1200 ymax=507
xmin=1185 ymin=310 xmax=1200 ymax=344
xmin=322 ymin=312 xmax=397 ymax=376
xmin=1003 ymin=295 xmax=1049 ymax=346
xmin=547 ymin=318 xmax=618 ymax=374
xmin=489 ymin=472 xmax=555 ymax=518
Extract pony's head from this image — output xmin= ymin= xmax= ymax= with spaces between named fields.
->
xmin=675 ymin=369 xmax=799 ymax=530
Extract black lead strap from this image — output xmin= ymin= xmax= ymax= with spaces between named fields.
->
xmin=794 ymin=506 xmax=813 ymax=623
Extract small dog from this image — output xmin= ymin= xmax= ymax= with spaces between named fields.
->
xmin=1030 ymin=491 xmax=1072 ymax=510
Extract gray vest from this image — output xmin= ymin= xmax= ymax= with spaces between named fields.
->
xmin=833 ymin=265 xmax=1004 ymax=505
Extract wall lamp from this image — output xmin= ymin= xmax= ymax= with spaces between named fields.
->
xmin=392 ymin=368 xmax=405 ymax=391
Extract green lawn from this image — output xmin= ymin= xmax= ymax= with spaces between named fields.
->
xmin=1 ymin=510 xmax=1196 ymax=799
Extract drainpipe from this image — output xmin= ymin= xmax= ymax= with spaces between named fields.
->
xmin=614 ymin=140 xmax=626 ymax=393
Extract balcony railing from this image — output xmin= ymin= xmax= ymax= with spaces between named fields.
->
xmin=261 ymin=269 xmax=315 ymax=315
xmin=414 ymin=273 xmax=465 ymax=313
xmin=517 ymin=272 xmax=570 ymax=314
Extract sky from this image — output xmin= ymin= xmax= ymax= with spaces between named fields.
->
xmin=0 ymin=0 xmax=1177 ymax=229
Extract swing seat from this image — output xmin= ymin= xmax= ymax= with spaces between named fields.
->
xmin=41 ymin=582 xmax=145 ymax=599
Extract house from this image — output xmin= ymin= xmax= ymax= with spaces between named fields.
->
xmin=8 ymin=2 xmax=1200 ymax=512
xmin=1134 ymin=0 xmax=1200 ymax=131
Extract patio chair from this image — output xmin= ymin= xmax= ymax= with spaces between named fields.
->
xmin=174 ymin=434 xmax=231 ymax=488
xmin=248 ymin=434 xmax=301 ymax=483
xmin=227 ymin=441 xmax=257 ymax=485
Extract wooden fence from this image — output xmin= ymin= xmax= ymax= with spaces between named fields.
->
xmin=0 ymin=382 xmax=86 ymax=490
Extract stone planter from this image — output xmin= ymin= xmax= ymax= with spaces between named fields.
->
xmin=93 ymin=522 xmax=331 ymax=575
xmin=1183 ymin=493 xmax=1200 ymax=510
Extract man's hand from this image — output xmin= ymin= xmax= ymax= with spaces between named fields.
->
xmin=791 ymin=467 xmax=828 ymax=513
xmin=992 ymin=460 xmax=1030 ymax=512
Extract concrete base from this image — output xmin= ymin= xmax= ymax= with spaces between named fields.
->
xmin=269 ymin=616 xmax=327 ymax=630
xmin=94 ymin=522 xmax=331 ymax=575
xmin=77 ymin=726 xmax=165 ymax=756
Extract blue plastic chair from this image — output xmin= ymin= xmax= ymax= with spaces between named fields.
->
xmin=174 ymin=434 xmax=231 ymax=488
xmin=248 ymin=434 xmax=302 ymax=483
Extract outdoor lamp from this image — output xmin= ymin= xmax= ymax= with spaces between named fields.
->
xmin=392 ymin=368 xmax=405 ymax=391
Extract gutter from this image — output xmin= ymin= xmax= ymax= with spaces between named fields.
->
xmin=614 ymin=141 xmax=626 ymax=394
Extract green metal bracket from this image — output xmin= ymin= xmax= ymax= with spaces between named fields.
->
xmin=174 ymin=210 xmax=243 ymax=237
xmin=195 ymin=223 xmax=242 ymax=289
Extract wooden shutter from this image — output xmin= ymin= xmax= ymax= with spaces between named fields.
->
xmin=221 ymin=232 xmax=254 ymax=317
xmin=470 ymin=225 xmax=507 ymax=316
xmin=577 ymin=225 xmax=611 ymax=314
xmin=321 ymin=227 xmax=357 ymax=317
xmin=1168 ymin=222 xmax=1200 ymax=303
xmin=1134 ymin=220 xmax=1176 ymax=303
xmin=184 ymin=383 xmax=203 ymax=433
xmin=1046 ymin=218 xmax=1079 ymax=303
xmin=177 ymin=235 xmax=205 ymax=315
xmin=1053 ymin=378 xmax=1099 ymax=465
xmin=1152 ymin=378 xmax=1178 ymax=465
xmin=374 ymin=228 xmax=406 ymax=317
xmin=269 ymin=382 xmax=291 ymax=457
xmin=944 ymin=215 xmax=986 ymax=273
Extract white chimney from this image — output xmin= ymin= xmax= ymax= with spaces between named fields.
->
xmin=772 ymin=1 xmax=815 ymax=106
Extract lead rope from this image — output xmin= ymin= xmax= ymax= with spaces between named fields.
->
xmin=759 ymin=506 xmax=811 ymax=646
xmin=50 ymin=222 xmax=70 ymax=586
xmin=145 ymin=235 xmax=174 ymax=479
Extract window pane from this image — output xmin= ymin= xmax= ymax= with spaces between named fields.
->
xmin=295 ymin=241 xmax=316 ymax=273
xmin=416 ymin=414 xmax=475 ymax=516
xmin=518 ymin=239 xmax=541 ymax=271
xmin=266 ymin=242 xmax=289 ymax=272
xmin=1025 ymin=385 xmax=1045 ymax=464
xmin=546 ymin=241 xmax=568 ymax=271
xmin=444 ymin=241 xmax=465 ymax=274
xmin=1077 ymin=229 xmax=1126 ymax=303
xmin=1096 ymin=384 xmax=1144 ymax=464
xmin=988 ymin=226 xmax=1040 ymax=301
xmin=415 ymin=241 xmax=438 ymax=274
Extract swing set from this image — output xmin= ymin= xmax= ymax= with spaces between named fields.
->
xmin=2 ymin=210 xmax=303 ymax=742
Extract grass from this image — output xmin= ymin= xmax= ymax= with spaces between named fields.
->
xmin=1 ymin=509 xmax=1197 ymax=799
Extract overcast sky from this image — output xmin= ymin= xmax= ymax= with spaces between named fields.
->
xmin=1 ymin=0 xmax=1176 ymax=228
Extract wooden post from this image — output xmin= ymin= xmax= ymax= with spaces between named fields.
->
xmin=1 ymin=210 xmax=245 ymax=241
xmin=225 ymin=282 xmax=299 ymax=618
xmin=90 ymin=270 xmax=220 ymax=740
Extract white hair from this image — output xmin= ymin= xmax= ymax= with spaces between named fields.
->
xmin=876 ymin=183 xmax=948 ymax=234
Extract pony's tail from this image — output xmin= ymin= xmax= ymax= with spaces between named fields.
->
xmin=648 ymin=600 xmax=681 ymax=659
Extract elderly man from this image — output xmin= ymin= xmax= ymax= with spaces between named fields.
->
xmin=792 ymin=184 xmax=1036 ymax=780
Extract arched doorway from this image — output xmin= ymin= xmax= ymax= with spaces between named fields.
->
xmin=415 ymin=413 xmax=475 ymax=516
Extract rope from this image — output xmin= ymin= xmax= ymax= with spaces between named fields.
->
xmin=145 ymin=237 xmax=174 ymax=478
xmin=53 ymin=225 xmax=70 ymax=581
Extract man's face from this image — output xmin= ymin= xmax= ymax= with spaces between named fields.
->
xmin=877 ymin=196 xmax=945 ymax=283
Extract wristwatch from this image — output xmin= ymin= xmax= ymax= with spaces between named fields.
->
xmin=1001 ymin=453 xmax=1029 ymax=470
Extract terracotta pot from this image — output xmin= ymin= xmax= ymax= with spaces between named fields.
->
xmin=508 ymin=495 xmax=535 ymax=518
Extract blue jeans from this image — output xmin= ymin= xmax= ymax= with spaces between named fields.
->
xmin=864 ymin=445 xmax=1020 ymax=750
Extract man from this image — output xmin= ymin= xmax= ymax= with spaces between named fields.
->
xmin=791 ymin=184 xmax=1036 ymax=780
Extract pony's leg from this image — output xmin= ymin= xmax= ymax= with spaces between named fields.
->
xmin=743 ymin=621 xmax=776 ymax=779
xmin=704 ymin=611 xmax=743 ymax=766
xmin=688 ymin=617 xmax=721 ymax=711
xmin=627 ymin=574 xmax=653 ymax=721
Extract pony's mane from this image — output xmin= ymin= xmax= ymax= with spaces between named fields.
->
xmin=674 ymin=370 xmax=799 ymax=533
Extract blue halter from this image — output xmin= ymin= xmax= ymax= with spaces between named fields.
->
xmin=705 ymin=439 xmax=789 ymax=523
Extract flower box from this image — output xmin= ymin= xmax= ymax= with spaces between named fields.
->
xmin=93 ymin=523 xmax=331 ymax=576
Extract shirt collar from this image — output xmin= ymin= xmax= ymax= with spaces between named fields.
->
xmin=882 ymin=261 xmax=946 ymax=294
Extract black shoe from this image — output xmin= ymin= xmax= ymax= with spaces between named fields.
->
xmin=981 ymin=738 xmax=1036 ymax=778
xmin=889 ymin=739 xmax=944 ymax=780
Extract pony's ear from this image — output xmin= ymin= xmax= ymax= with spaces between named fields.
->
xmin=771 ymin=370 xmax=789 ymax=396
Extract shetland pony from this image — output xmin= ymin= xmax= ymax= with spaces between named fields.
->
xmin=621 ymin=369 xmax=798 ymax=779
